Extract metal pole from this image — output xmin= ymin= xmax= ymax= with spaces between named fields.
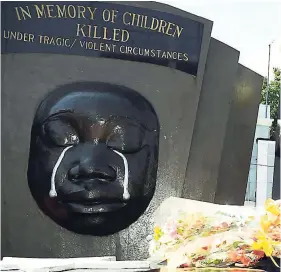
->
xmin=265 ymin=43 xmax=271 ymax=118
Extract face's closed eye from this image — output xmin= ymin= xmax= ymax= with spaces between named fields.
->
xmin=42 ymin=119 xmax=80 ymax=147
xmin=106 ymin=120 xmax=145 ymax=153
xmin=39 ymin=114 xmax=148 ymax=152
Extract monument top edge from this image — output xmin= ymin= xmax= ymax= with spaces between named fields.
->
xmin=111 ymin=1 xmax=214 ymax=27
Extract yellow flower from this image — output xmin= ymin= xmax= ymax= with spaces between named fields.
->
xmin=260 ymin=214 xmax=271 ymax=232
xmin=252 ymin=230 xmax=280 ymax=268
xmin=154 ymin=226 xmax=163 ymax=241
xmin=154 ymin=226 xmax=161 ymax=234
xmin=252 ymin=237 xmax=273 ymax=256
xmin=265 ymin=199 xmax=280 ymax=216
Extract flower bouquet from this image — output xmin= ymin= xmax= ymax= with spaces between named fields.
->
xmin=149 ymin=198 xmax=280 ymax=270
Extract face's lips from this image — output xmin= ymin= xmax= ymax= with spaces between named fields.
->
xmin=60 ymin=199 xmax=127 ymax=214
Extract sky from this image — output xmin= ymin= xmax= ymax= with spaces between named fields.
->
xmin=158 ymin=0 xmax=281 ymax=80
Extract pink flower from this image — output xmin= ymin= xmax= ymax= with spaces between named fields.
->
xmin=165 ymin=221 xmax=179 ymax=238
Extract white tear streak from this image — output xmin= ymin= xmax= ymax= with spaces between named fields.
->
xmin=49 ymin=146 xmax=73 ymax=198
xmin=113 ymin=150 xmax=130 ymax=200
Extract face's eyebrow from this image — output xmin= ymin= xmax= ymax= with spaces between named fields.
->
xmin=108 ymin=116 xmax=151 ymax=132
xmin=41 ymin=110 xmax=75 ymax=125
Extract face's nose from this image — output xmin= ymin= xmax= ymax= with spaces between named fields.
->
xmin=68 ymin=143 xmax=117 ymax=184
xmin=69 ymin=162 xmax=116 ymax=181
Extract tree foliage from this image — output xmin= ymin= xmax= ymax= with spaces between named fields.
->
xmin=260 ymin=67 xmax=280 ymax=139
xmin=261 ymin=67 xmax=280 ymax=120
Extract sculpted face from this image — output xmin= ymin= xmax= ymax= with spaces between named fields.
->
xmin=27 ymin=82 xmax=159 ymax=235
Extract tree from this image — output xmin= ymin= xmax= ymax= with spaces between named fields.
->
xmin=261 ymin=67 xmax=280 ymax=119
xmin=260 ymin=67 xmax=280 ymax=139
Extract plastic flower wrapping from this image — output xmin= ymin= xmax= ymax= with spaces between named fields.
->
xmin=149 ymin=197 xmax=281 ymax=269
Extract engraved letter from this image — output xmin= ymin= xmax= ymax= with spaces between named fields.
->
xmin=174 ymin=25 xmax=183 ymax=38
xmin=76 ymin=24 xmax=87 ymax=37
xmin=57 ymin=5 xmax=67 ymax=18
xmin=87 ymin=7 xmax=97 ymax=20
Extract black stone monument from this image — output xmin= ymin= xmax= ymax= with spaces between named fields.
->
xmin=1 ymin=1 xmax=263 ymax=260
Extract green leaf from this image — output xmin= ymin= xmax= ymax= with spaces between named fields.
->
xmin=213 ymin=259 xmax=222 ymax=265
xmin=233 ymin=241 xmax=243 ymax=248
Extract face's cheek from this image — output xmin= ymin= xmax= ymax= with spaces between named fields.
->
xmin=33 ymin=137 xmax=60 ymax=171
xmin=38 ymin=148 xmax=64 ymax=175
xmin=32 ymin=140 xmax=72 ymax=192
xmin=126 ymin=147 xmax=150 ymax=197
